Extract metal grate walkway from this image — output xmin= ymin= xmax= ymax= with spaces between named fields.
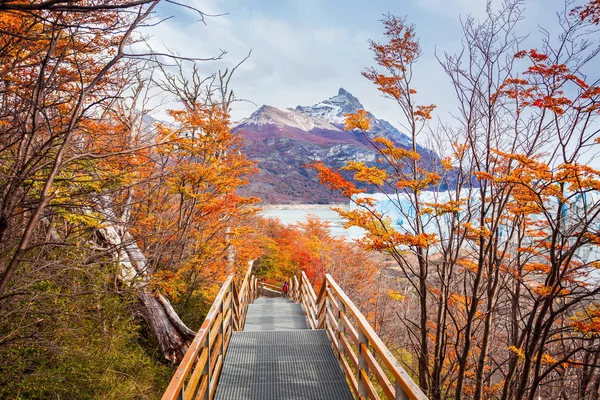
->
xmin=215 ymin=297 xmax=353 ymax=400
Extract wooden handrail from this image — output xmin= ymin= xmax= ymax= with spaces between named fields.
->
xmin=161 ymin=261 xmax=258 ymax=400
xmin=293 ymin=272 xmax=428 ymax=400
xmin=298 ymin=271 xmax=319 ymax=329
xmin=262 ymin=282 xmax=283 ymax=292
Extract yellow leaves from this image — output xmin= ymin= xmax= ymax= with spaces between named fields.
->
xmin=584 ymin=233 xmax=600 ymax=246
xmin=441 ymin=156 xmax=455 ymax=171
xmin=457 ymin=258 xmax=479 ymax=273
xmin=452 ymin=142 xmax=470 ymax=159
xmin=364 ymin=15 xmax=419 ymax=86
xmin=373 ymin=137 xmax=420 ymax=161
xmin=533 ymin=285 xmax=554 ymax=297
xmin=555 ymin=163 xmax=600 ymax=192
xmin=460 ymin=222 xmax=492 ymax=240
xmin=386 ymin=289 xmax=406 ymax=301
xmin=342 ymin=161 xmax=388 ymax=186
xmin=392 ymin=232 xmax=438 ymax=248
xmin=354 ymin=196 xmax=377 ymax=207
xmin=151 ymin=271 xmax=186 ymax=300
xmin=344 ymin=109 xmax=371 ymax=131
xmin=509 ymin=346 xmax=558 ymax=366
xmin=569 ymin=304 xmax=600 ymax=335
xmin=473 ymin=171 xmax=496 ymax=182
xmin=523 ymin=262 xmax=551 ymax=274
xmin=362 ymin=71 xmax=404 ymax=99
xmin=540 ymin=353 xmax=559 ymax=365
xmin=414 ymin=104 xmax=436 ymax=121
xmin=423 ymin=199 xmax=465 ymax=215
xmin=508 ymin=346 xmax=525 ymax=360
xmin=340 ymin=207 xmax=438 ymax=251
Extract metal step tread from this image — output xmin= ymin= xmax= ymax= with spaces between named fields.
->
xmin=243 ymin=297 xmax=308 ymax=331
xmin=243 ymin=315 xmax=308 ymax=331
xmin=215 ymin=330 xmax=353 ymax=400
xmin=252 ymin=297 xmax=295 ymax=305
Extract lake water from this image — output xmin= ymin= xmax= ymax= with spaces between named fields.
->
xmin=260 ymin=206 xmax=365 ymax=240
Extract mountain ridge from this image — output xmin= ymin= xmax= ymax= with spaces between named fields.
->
xmin=235 ymin=88 xmax=440 ymax=204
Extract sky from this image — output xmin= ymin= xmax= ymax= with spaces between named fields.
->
xmin=145 ymin=0 xmax=589 ymax=128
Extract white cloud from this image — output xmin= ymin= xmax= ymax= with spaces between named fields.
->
xmin=142 ymin=0 xmax=600 ymax=161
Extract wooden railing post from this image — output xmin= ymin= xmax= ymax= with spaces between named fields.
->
xmin=202 ymin=333 xmax=210 ymax=400
xmin=357 ymin=329 xmax=368 ymax=399
xmin=324 ymin=289 xmax=330 ymax=331
xmin=220 ymin=286 xmax=226 ymax=357
xmin=337 ymin=300 xmax=346 ymax=358
xmin=294 ymin=275 xmax=300 ymax=303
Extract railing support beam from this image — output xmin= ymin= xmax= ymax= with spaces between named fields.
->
xmin=357 ymin=330 xmax=368 ymax=399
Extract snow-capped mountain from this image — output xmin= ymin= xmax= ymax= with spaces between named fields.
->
xmin=242 ymin=105 xmax=340 ymax=132
xmin=295 ymin=88 xmax=414 ymax=148
xmin=235 ymin=88 xmax=441 ymax=204
xmin=295 ymin=88 xmax=365 ymax=125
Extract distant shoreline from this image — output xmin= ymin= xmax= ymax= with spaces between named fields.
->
xmin=260 ymin=203 xmax=348 ymax=210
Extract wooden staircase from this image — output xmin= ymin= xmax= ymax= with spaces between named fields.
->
xmin=161 ymin=264 xmax=428 ymax=400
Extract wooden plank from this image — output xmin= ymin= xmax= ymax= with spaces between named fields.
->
xmin=326 ymin=324 xmax=339 ymax=353
xmin=326 ymin=306 xmax=338 ymax=331
xmin=184 ymin=347 xmax=209 ymax=400
xmin=209 ymin=333 xmax=223 ymax=373
xmin=263 ymin=282 xmax=282 ymax=291
xmin=209 ymin=355 xmax=223 ymax=400
xmin=326 ymin=288 xmax=339 ymax=312
xmin=161 ymin=275 xmax=234 ymax=400
xmin=301 ymin=283 xmax=317 ymax=307
xmin=317 ymin=305 xmax=327 ymax=329
xmin=359 ymin=369 xmax=380 ymax=400
xmin=224 ymin=325 xmax=232 ymax=350
xmin=341 ymin=312 xmax=359 ymax=345
xmin=193 ymin=374 xmax=209 ymax=400
xmin=293 ymin=275 xmax=300 ymax=302
xmin=340 ymin=332 xmax=358 ymax=369
xmin=208 ymin=313 xmax=223 ymax=347
xmin=237 ymin=261 xmax=253 ymax=303
xmin=341 ymin=354 xmax=359 ymax=397
xmin=315 ymin=276 xmax=327 ymax=304
xmin=223 ymin=307 xmax=232 ymax=331
xmin=223 ymin=291 xmax=232 ymax=311
xmin=361 ymin=343 xmax=394 ymax=399
xmin=301 ymin=272 xmax=317 ymax=301
xmin=326 ymin=275 xmax=428 ymax=400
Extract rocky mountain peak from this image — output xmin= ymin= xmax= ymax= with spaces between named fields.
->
xmin=241 ymin=104 xmax=340 ymax=132
xmin=295 ymin=87 xmax=364 ymax=125
xmin=234 ymin=89 xmax=442 ymax=203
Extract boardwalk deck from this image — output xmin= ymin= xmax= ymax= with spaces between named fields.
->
xmin=214 ymin=297 xmax=353 ymax=400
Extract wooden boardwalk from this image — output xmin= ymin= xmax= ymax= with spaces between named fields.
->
xmin=214 ymin=297 xmax=353 ymax=399
xmin=160 ymin=265 xmax=428 ymax=400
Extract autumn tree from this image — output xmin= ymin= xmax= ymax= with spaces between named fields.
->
xmin=0 ymin=1 xmax=168 ymax=297
xmin=312 ymin=13 xmax=439 ymax=392
xmin=0 ymin=0 xmax=253 ymax=380
xmin=252 ymin=214 xmax=383 ymax=312
xmin=311 ymin=1 xmax=600 ymax=399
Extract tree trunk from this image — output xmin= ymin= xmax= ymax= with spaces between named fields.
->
xmin=96 ymin=197 xmax=194 ymax=363
xmin=137 ymin=288 xmax=191 ymax=362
